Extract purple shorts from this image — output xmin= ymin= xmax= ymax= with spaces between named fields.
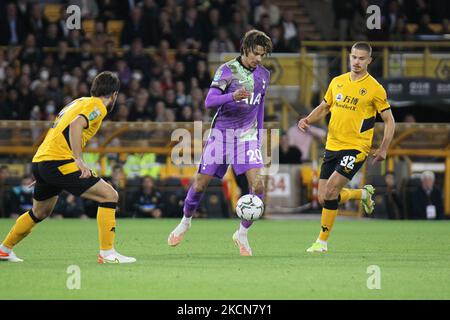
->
xmin=198 ymin=134 xmax=263 ymax=179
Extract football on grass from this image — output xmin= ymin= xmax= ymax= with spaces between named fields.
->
xmin=236 ymin=194 xmax=264 ymax=221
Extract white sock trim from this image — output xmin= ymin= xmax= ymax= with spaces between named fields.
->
xmin=0 ymin=244 xmax=11 ymax=254
xmin=361 ymin=189 xmax=368 ymax=200
xmin=239 ymin=224 xmax=248 ymax=235
xmin=181 ymin=216 xmax=192 ymax=225
xmin=316 ymin=239 xmax=327 ymax=246
xmin=100 ymin=248 xmax=115 ymax=257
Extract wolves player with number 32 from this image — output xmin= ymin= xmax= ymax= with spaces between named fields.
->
xmin=168 ymin=30 xmax=272 ymax=256
xmin=298 ymin=42 xmax=396 ymax=253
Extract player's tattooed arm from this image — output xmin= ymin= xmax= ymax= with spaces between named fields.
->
xmin=297 ymin=100 xmax=330 ymax=132
xmin=69 ymin=115 xmax=92 ymax=179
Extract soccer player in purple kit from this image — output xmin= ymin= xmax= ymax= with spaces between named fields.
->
xmin=168 ymin=30 xmax=272 ymax=256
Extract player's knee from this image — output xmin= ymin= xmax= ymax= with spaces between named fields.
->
xmin=102 ymin=187 xmax=119 ymax=203
xmin=324 ymin=184 xmax=340 ymax=200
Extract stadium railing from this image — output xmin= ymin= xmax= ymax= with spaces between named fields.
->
xmin=298 ymin=41 xmax=450 ymax=109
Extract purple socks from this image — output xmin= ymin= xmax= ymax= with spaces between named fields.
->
xmin=183 ymin=186 xmax=204 ymax=218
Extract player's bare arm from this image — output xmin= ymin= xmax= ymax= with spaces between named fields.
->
xmin=297 ymin=100 xmax=330 ymax=132
xmin=69 ymin=115 xmax=92 ymax=178
xmin=372 ymin=109 xmax=395 ymax=163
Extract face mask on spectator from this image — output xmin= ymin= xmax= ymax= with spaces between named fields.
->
xmin=21 ymin=184 xmax=33 ymax=194
xmin=132 ymin=71 xmax=142 ymax=81
xmin=40 ymin=69 xmax=49 ymax=81
xmin=62 ymin=73 xmax=72 ymax=85
xmin=46 ymin=104 xmax=55 ymax=114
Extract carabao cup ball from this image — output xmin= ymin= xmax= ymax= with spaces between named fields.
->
xmin=236 ymin=194 xmax=264 ymax=221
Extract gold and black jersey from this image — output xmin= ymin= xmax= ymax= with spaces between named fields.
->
xmin=33 ymin=97 xmax=107 ymax=162
xmin=323 ymin=72 xmax=390 ymax=155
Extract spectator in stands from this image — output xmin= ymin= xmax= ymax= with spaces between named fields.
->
xmin=175 ymin=81 xmax=190 ymax=107
xmin=176 ymin=7 xmax=203 ymax=50
xmin=350 ymin=0 xmax=369 ymax=41
xmin=41 ymin=23 xmax=60 ymax=48
xmin=279 ymin=11 xmax=299 ymax=52
xmin=0 ymin=166 xmax=10 ymax=218
xmin=410 ymin=171 xmax=444 ymax=220
xmin=254 ymin=0 xmax=280 ymax=26
xmin=0 ymin=2 xmax=27 ymax=45
xmin=441 ymin=18 xmax=450 ymax=35
xmin=383 ymin=171 xmax=403 ymax=219
xmin=27 ymin=3 xmax=48 ymax=43
xmin=91 ymin=21 xmax=109 ymax=50
xmin=179 ymin=105 xmax=193 ymax=122
xmin=196 ymin=60 xmax=211 ymax=90
xmin=154 ymin=100 xmax=167 ymax=122
xmin=157 ymin=9 xmax=176 ymax=48
xmin=164 ymin=108 xmax=176 ymax=122
xmin=148 ymin=79 xmax=164 ymax=105
xmin=287 ymin=119 xmax=326 ymax=161
xmin=114 ymin=103 xmax=130 ymax=121
xmin=203 ymin=8 xmax=222 ymax=50
xmin=53 ymin=191 xmax=86 ymax=219
xmin=228 ymin=11 xmax=250 ymax=49
xmin=164 ymin=88 xmax=178 ymax=109
xmin=333 ymin=0 xmax=354 ymax=41
xmin=256 ymin=14 xmax=272 ymax=37
xmin=107 ymin=165 xmax=128 ymax=217
xmin=391 ymin=16 xmax=414 ymax=42
xmin=416 ymin=14 xmax=436 ymax=36
xmin=141 ymin=0 xmax=160 ymax=47
xmin=8 ymin=175 xmax=34 ymax=219
xmin=278 ymin=133 xmax=303 ymax=164
xmin=208 ymin=27 xmax=236 ymax=53
xmin=270 ymin=25 xmax=289 ymax=52
xmin=403 ymin=113 xmax=417 ymax=123
xmin=125 ymin=38 xmax=153 ymax=81
xmin=121 ymin=6 xmax=146 ymax=47
xmin=129 ymin=90 xmax=151 ymax=121
xmin=132 ymin=176 xmax=163 ymax=218
xmin=385 ymin=0 xmax=403 ymax=34
xmin=20 ymin=34 xmax=42 ymax=65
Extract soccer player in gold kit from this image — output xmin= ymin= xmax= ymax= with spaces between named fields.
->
xmin=298 ymin=42 xmax=396 ymax=252
xmin=0 ymin=72 xmax=136 ymax=263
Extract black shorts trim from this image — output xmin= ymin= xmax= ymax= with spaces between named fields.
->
xmin=320 ymin=149 xmax=366 ymax=180
xmin=380 ymin=107 xmax=391 ymax=113
xmin=32 ymin=160 xmax=100 ymax=201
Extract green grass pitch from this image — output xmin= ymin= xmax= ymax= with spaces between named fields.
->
xmin=0 ymin=218 xmax=449 ymax=299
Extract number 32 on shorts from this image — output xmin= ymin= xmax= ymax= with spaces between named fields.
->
xmin=340 ymin=155 xmax=355 ymax=170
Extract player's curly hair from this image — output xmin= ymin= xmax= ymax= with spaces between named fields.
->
xmin=90 ymin=71 xmax=120 ymax=97
xmin=240 ymin=29 xmax=273 ymax=56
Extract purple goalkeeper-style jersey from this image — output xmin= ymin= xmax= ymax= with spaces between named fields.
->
xmin=210 ymin=56 xmax=270 ymax=132
xmin=198 ymin=57 xmax=271 ymax=179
